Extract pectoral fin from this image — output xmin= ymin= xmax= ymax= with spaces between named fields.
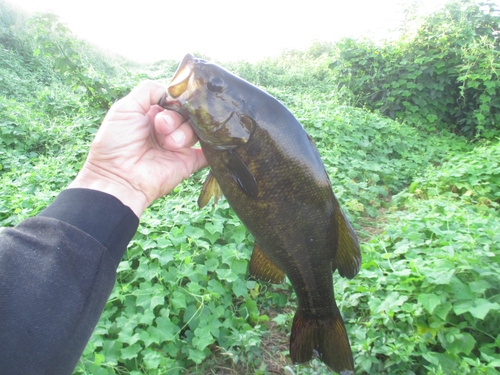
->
xmin=222 ymin=150 xmax=258 ymax=198
xmin=249 ymin=243 xmax=286 ymax=284
xmin=198 ymin=170 xmax=223 ymax=209
xmin=331 ymin=198 xmax=362 ymax=279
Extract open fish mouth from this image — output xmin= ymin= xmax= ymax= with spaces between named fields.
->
xmin=168 ymin=53 xmax=196 ymax=98
xmin=158 ymin=53 xmax=197 ymax=108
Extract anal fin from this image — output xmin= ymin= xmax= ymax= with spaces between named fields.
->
xmin=332 ymin=205 xmax=361 ymax=279
xmin=331 ymin=198 xmax=362 ymax=279
xmin=249 ymin=243 xmax=286 ymax=284
xmin=198 ymin=170 xmax=223 ymax=209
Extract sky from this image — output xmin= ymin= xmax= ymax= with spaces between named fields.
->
xmin=9 ymin=0 xmax=486 ymax=64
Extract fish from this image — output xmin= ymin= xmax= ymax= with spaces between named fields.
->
xmin=158 ymin=53 xmax=362 ymax=374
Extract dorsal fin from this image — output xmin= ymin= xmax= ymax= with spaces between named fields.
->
xmin=198 ymin=170 xmax=223 ymax=208
xmin=249 ymin=243 xmax=286 ymax=284
xmin=331 ymin=198 xmax=362 ymax=279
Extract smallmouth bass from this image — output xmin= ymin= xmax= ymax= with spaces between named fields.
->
xmin=159 ymin=54 xmax=362 ymax=374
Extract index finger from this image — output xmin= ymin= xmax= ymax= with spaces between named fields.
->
xmin=113 ymin=81 xmax=166 ymax=115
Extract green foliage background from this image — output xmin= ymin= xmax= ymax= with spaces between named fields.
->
xmin=330 ymin=0 xmax=500 ymax=139
xmin=1 ymin=0 xmax=499 ymax=374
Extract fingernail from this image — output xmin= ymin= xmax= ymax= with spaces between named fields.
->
xmin=171 ymin=129 xmax=185 ymax=145
xmin=164 ymin=113 xmax=174 ymax=127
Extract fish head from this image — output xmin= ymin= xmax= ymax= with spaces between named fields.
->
xmin=159 ymin=53 xmax=256 ymax=150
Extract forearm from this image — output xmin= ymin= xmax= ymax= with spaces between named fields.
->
xmin=0 ymin=189 xmax=139 ymax=375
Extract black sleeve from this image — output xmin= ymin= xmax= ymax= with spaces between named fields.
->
xmin=0 ymin=188 xmax=139 ymax=375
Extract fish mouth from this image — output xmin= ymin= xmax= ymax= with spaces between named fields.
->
xmin=158 ymin=53 xmax=197 ymax=109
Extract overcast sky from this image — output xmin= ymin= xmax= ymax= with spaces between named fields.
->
xmin=10 ymin=0 xmax=485 ymax=63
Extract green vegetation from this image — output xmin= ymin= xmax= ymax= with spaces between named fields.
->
xmin=1 ymin=0 xmax=499 ymax=374
xmin=331 ymin=0 xmax=500 ymax=138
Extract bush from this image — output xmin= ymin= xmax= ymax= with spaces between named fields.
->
xmin=330 ymin=0 xmax=500 ymax=138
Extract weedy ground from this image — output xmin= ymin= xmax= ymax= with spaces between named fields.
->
xmin=1 ymin=1 xmax=500 ymax=374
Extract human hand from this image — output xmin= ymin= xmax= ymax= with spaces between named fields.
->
xmin=68 ymin=81 xmax=208 ymax=217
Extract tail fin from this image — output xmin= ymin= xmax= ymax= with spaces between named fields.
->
xmin=290 ymin=310 xmax=354 ymax=374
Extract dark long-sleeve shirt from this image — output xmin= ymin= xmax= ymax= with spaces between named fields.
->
xmin=0 ymin=188 xmax=139 ymax=375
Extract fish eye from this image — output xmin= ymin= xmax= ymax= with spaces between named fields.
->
xmin=207 ymin=77 xmax=225 ymax=93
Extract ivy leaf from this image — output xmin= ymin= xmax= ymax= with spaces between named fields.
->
xmin=372 ymin=292 xmax=408 ymax=313
xmin=150 ymin=249 xmax=173 ymax=266
xmin=418 ymin=293 xmax=441 ymax=314
xmin=192 ymin=325 xmax=215 ymax=351
xmin=434 ymin=302 xmax=452 ymax=320
xmin=139 ymin=310 xmax=155 ymax=325
xmin=216 ymin=268 xmax=239 ymax=282
xmin=135 ymin=283 xmax=165 ymax=310
xmin=102 ymin=340 xmax=122 ymax=365
xmin=188 ymin=348 xmax=207 ymax=364
xmin=156 ymin=316 xmax=179 ymax=342
xmin=230 ymin=259 xmax=248 ymax=275
xmin=444 ymin=332 xmax=476 ymax=355
xmin=232 ymin=278 xmax=248 ymax=298
xmin=171 ymin=290 xmax=187 ymax=311
xmin=205 ymin=258 xmax=220 ymax=272
xmin=454 ymin=299 xmax=500 ymax=320
xmin=120 ymin=343 xmax=142 ymax=360
xmin=184 ymin=225 xmax=205 ymax=239
xmin=469 ymin=299 xmax=500 ymax=320
xmin=141 ymin=348 xmax=163 ymax=369
xmin=138 ymin=329 xmax=154 ymax=347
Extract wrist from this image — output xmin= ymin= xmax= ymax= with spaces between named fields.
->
xmin=68 ymin=164 xmax=148 ymax=218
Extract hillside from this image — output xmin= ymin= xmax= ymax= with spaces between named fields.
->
xmin=1 ymin=0 xmax=499 ymax=374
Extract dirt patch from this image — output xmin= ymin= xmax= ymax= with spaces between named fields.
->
xmin=358 ymin=198 xmax=392 ymax=241
xmin=259 ymin=309 xmax=292 ymax=374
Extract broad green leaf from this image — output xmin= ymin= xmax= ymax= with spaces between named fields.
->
xmin=184 ymin=225 xmax=205 ymax=239
xmin=135 ymin=284 xmax=165 ymax=310
xmin=229 ymin=259 xmax=247 ymax=275
xmin=470 ymin=280 xmax=492 ymax=294
xmin=187 ymin=348 xmax=207 ymax=364
xmin=102 ymin=340 xmax=122 ymax=364
xmin=141 ymin=348 xmax=163 ymax=369
xmin=205 ymin=221 xmax=224 ymax=234
xmin=372 ymin=292 xmax=408 ymax=313
xmin=216 ymin=268 xmax=239 ymax=282
xmin=192 ymin=325 xmax=215 ymax=351
xmin=138 ymin=238 xmax=156 ymax=250
xmin=232 ymin=278 xmax=248 ymax=298
xmin=93 ymin=352 xmax=105 ymax=366
xmin=139 ymin=310 xmax=155 ymax=325
xmin=434 ymin=302 xmax=452 ymax=320
xmin=453 ymin=299 xmax=500 ymax=320
xmin=470 ymin=299 xmax=500 ymax=320
xmin=272 ymin=314 xmax=288 ymax=325
xmin=156 ymin=316 xmax=178 ymax=342
xmin=454 ymin=300 xmax=474 ymax=316
xmin=418 ymin=293 xmax=441 ymax=314
xmin=138 ymin=328 xmax=154 ymax=347
xmin=205 ymin=258 xmax=220 ymax=272
xmin=150 ymin=249 xmax=174 ymax=266
xmin=117 ymin=261 xmax=131 ymax=273
xmin=171 ymin=290 xmax=187 ymax=311
xmin=206 ymin=315 xmax=221 ymax=337
xmin=443 ymin=332 xmax=476 ymax=355
xmin=120 ymin=343 xmax=142 ymax=360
